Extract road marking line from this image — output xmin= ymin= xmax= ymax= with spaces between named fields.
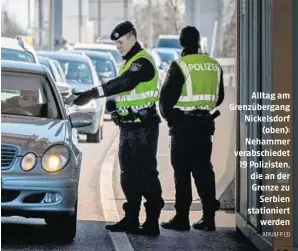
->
xmin=100 ymin=135 xmax=135 ymax=251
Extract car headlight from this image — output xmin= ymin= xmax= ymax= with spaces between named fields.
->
xmin=21 ymin=153 xmax=37 ymax=171
xmin=75 ymin=99 xmax=96 ymax=110
xmin=42 ymin=145 xmax=70 ymax=173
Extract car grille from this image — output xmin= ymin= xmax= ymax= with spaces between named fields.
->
xmin=1 ymin=189 xmax=20 ymax=203
xmin=1 ymin=144 xmax=18 ymax=169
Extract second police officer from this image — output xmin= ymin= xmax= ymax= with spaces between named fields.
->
xmin=159 ymin=26 xmax=224 ymax=231
xmin=73 ymin=21 xmax=164 ymax=236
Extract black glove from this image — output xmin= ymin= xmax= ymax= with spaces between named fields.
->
xmin=111 ymin=112 xmax=121 ymax=126
xmin=106 ymin=100 xmax=117 ymax=113
xmin=73 ymin=88 xmax=99 ymax=106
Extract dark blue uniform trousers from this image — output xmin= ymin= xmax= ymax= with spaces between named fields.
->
xmin=119 ymin=123 xmax=164 ymax=226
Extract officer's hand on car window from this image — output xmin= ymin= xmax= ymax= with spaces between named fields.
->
xmin=73 ymin=88 xmax=98 ymax=106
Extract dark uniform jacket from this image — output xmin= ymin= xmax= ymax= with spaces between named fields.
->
xmin=102 ymin=42 xmax=160 ymax=128
xmin=102 ymin=42 xmax=155 ymax=97
xmin=159 ymin=49 xmax=225 ymax=122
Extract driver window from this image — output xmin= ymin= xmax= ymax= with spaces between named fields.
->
xmin=1 ymin=72 xmax=60 ymax=119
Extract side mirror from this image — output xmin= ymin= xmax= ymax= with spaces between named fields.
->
xmin=69 ymin=112 xmax=93 ymax=128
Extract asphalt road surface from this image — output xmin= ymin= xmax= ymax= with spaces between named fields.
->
xmin=2 ymin=120 xmax=258 ymax=251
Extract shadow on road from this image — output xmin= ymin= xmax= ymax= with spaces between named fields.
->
xmin=127 ymin=227 xmax=260 ymax=251
xmin=1 ymin=219 xmax=114 ymax=250
xmin=1 ymin=219 xmax=259 ymax=251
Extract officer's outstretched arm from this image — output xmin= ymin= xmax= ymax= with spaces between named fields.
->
xmin=72 ymin=88 xmax=101 ymax=106
xmin=73 ymin=58 xmax=154 ymax=105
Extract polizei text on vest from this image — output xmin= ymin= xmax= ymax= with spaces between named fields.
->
xmin=187 ymin=63 xmax=217 ymax=72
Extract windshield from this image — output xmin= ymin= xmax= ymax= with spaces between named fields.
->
xmin=53 ymin=61 xmax=67 ymax=83
xmin=106 ymin=50 xmax=123 ymax=65
xmin=55 ymin=59 xmax=93 ymax=84
xmin=1 ymin=48 xmax=35 ymax=63
xmin=49 ymin=61 xmax=65 ymax=83
xmin=156 ymin=38 xmax=182 ymax=49
xmin=76 ymin=48 xmax=123 ymax=65
xmin=39 ymin=59 xmax=56 ymax=81
xmin=156 ymin=51 xmax=177 ymax=63
xmin=1 ymin=72 xmax=60 ymax=119
xmin=90 ymin=57 xmax=117 ymax=78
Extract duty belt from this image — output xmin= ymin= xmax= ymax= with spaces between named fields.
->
xmin=182 ymin=110 xmax=210 ymax=116
xmin=119 ymin=107 xmax=157 ymax=124
xmin=175 ymin=109 xmax=220 ymax=119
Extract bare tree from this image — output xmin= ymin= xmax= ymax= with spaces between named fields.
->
xmin=163 ymin=0 xmax=184 ymax=34
xmin=217 ymin=0 xmax=236 ymax=57
xmin=1 ymin=4 xmax=27 ymax=37
xmin=132 ymin=0 xmax=184 ymax=47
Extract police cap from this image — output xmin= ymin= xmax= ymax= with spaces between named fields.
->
xmin=110 ymin=21 xmax=136 ymax=41
xmin=179 ymin=26 xmax=200 ymax=49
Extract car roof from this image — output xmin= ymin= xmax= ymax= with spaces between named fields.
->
xmin=1 ymin=60 xmax=46 ymax=74
xmin=153 ymin=47 xmax=180 ymax=53
xmin=37 ymin=51 xmax=90 ymax=62
xmin=1 ymin=37 xmax=24 ymax=50
xmin=38 ymin=55 xmax=50 ymax=62
xmin=38 ymin=55 xmax=59 ymax=63
xmin=1 ymin=36 xmax=32 ymax=51
xmin=68 ymin=50 xmax=111 ymax=59
xmin=74 ymin=43 xmax=117 ymax=50
xmin=158 ymin=35 xmax=179 ymax=39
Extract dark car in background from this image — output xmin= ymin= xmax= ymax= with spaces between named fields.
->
xmin=38 ymin=56 xmax=72 ymax=99
xmin=151 ymin=47 xmax=180 ymax=65
xmin=1 ymin=60 xmax=93 ymax=242
xmin=155 ymin=35 xmax=182 ymax=50
xmin=66 ymin=50 xmax=118 ymax=121
xmin=37 ymin=51 xmax=106 ymax=143
xmin=73 ymin=43 xmax=123 ymax=72
xmin=67 ymin=50 xmax=117 ymax=83
xmin=1 ymin=36 xmax=39 ymax=63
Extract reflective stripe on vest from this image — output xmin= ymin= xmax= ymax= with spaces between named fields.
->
xmin=115 ymin=50 xmax=159 ymax=115
xmin=174 ymin=54 xmax=221 ymax=111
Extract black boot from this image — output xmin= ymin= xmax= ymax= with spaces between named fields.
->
xmin=105 ymin=216 xmax=140 ymax=232
xmin=192 ymin=218 xmax=216 ymax=231
xmin=161 ymin=215 xmax=190 ymax=231
xmin=135 ymin=220 xmax=160 ymax=237
xmin=135 ymin=201 xmax=164 ymax=236
xmin=192 ymin=200 xmax=219 ymax=231
xmin=106 ymin=217 xmax=126 ymax=232
xmin=105 ymin=202 xmax=139 ymax=232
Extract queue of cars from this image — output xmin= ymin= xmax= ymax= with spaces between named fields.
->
xmin=0 ymin=34 xmax=187 ymax=243
xmin=1 ymin=59 xmax=92 ymax=242
xmin=37 ymin=51 xmax=106 ymax=142
xmin=0 ymin=36 xmax=119 ymax=242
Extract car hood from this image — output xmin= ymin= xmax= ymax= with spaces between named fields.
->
xmin=1 ymin=115 xmax=68 ymax=156
xmin=67 ymin=82 xmax=93 ymax=93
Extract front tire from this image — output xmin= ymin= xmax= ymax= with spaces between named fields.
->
xmin=86 ymin=126 xmax=102 ymax=143
xmin=45 ymin=202 xmax=77 ymax=243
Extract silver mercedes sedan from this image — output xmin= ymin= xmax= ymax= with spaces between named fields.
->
xmin=1 ymin=60 xmax=92 ymax=243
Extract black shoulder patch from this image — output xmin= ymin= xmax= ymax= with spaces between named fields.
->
xmin=130 ymin=62 xmax=142 ymax=72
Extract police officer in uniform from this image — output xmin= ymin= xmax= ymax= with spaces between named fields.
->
xmin=159 ymin=26 xmax=224 ymax=231
xmin=73 ymin=21 xmax=164 ymax=236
